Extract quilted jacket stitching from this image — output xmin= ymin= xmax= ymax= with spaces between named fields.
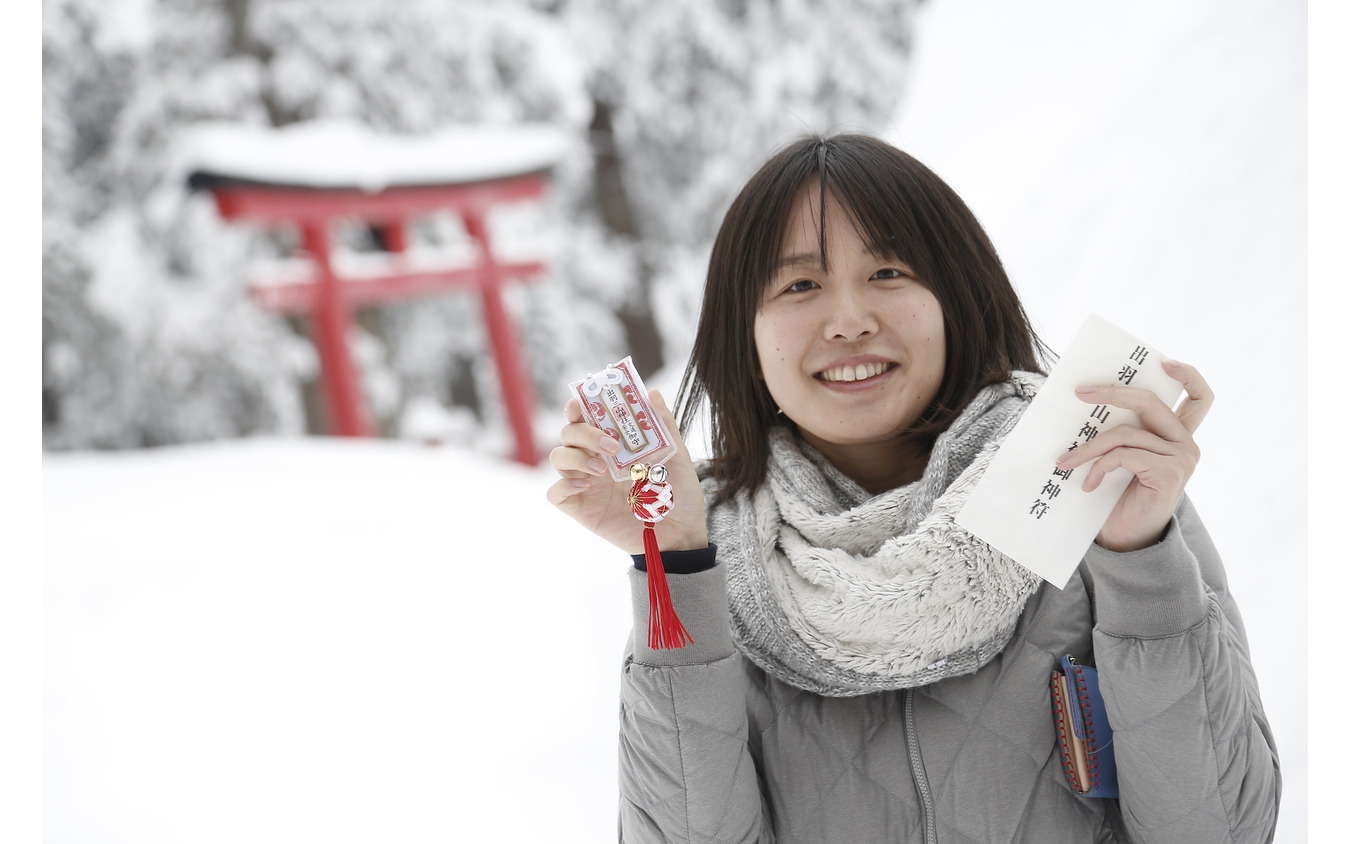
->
xmin=761 ymin=695 xmax=901 ymax=833
xmin=919 ymin=688 xmax=1058 ymax=771
xmin=663 ymin=668 xmax=699 ymax=843
xmin=1195 ymin=613 xmax=1240 ymax=843
xmin=620 ymin=705 xmax=689 ymax=803
xmin=1107 ymin=624 xmax=1239 ymax=838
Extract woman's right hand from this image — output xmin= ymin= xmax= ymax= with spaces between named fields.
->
xmin=546 ymin=389 xmax=709 ymax=555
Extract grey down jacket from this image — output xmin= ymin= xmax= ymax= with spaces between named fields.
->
xmin=617 ymin=497 xmax=1280 ymax=843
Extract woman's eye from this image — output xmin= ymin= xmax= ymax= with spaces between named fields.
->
xmin=872 ymin=267 xmax=906 ymax=281
xmin=785 ymin=279 xmax=819 ymax=294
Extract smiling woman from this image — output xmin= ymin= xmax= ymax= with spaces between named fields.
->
xmin=682 ymin=135 xmax=1047 ymax=500
xmin=546 ymin=133 xmax=1280 ymax=843
xmin=753 ymin=184 xmax=948 ymax=491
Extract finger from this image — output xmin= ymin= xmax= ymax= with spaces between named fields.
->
xmin=1077 ymin=445 xmax=1193 ymax=494
xmin=559 ymin=416 xmax=622 ymax=457
xmin=560 ymin=395 xmax=621 ymax=454
xmin=1073 ymin=383 xmax=1193 ymax=444
xmin=564 ymin=397 xmax=584 ymax=423
xmin=560 ymin=396 xmax=618 ymax=453
xmin=548 ymin=444 xmax=612 ymax=478
xmin=1055 ymin=423 xmax=1178 ymax=472
xmin=1161 ymin=357 xmax=1214 ymax=434
xmin=545 ymin=475 xmax=594 ymax=507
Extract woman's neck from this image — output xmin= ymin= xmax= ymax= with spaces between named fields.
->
xmin=798 ymin=431 xmax=932 ymax=496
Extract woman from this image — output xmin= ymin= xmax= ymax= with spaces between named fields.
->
xmin=547 ymin=134 xmax=1280 ymax=842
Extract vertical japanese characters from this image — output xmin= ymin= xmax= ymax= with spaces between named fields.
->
xmin=1028 ymin=345 xmax=1150 ymax=520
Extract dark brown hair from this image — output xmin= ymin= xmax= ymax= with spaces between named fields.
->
xmin=676 ymin=133 xmax=1050 ymax=500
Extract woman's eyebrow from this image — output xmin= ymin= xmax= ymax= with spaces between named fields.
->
xmin=775 ymin=252 xmax=825 ymax=270
xmin=863 ymin=242 xmax=905 ymax=262
xmin=775 ymin=246 xmax=904 ymax=271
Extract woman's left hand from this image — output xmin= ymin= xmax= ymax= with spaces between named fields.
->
xmin=1054 ymin=358 xmax=1214 ymax=553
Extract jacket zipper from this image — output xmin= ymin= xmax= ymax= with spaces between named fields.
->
xmin=903 ymin=688 xmax=938 ymax=844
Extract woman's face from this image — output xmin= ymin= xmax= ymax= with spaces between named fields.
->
xmin=754 ymin=187 xmax=946 ymax=464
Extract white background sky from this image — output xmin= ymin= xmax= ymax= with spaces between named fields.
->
xmin=17 ymin=0 xmax=1348 ymax=842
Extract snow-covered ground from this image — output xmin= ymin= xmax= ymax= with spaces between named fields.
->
xmin=45 ymin=439 xmax=625 ymax=842
xmin=42 ymin=0 xmax=1310 ymax=841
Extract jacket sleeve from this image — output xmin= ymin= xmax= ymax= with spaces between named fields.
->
xmin=618 ymin=561 xmax=773 ymax=843
xmin=1080 ymin=496 xmax=1281 ymax=843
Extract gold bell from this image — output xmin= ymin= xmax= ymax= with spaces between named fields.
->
xmin=629 ymin=462 xmax=649 ymax=482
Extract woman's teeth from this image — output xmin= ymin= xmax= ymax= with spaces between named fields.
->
xmin=819 ymin=362 xmax=893 ymax=383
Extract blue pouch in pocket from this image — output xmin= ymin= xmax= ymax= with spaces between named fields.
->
xmin=1050 ymin=655 xmax=1118 ymax=798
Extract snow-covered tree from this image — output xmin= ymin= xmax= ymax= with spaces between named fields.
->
xmin=42 ymin=0 xmax=920 ymax=451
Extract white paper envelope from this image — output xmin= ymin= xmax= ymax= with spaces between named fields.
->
xmin=955 ymin=314 xmax=1184 ymax=589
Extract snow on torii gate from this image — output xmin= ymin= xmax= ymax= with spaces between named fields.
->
xmin=185 ymin=120 xmax=565 ymax=465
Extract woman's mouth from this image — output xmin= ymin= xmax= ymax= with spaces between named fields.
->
xmin=816 ymin=361 xmax=895 ymax=383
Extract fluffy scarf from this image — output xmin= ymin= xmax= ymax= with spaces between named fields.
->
xmin=707 ymin=372 xmax=1045 ymax=697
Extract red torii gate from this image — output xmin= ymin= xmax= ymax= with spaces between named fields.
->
xmin=186 ymin=122 xmax=561 ymax=465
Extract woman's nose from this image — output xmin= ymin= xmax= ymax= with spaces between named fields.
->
xmin=824 ymin=288 xmax=879 ymax=340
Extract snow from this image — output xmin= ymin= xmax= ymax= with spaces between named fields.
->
xmin=42 ymin=0 xmax=1309 ymax=841
xmin=45 ymin=439 xmax=627 ymax=842
xmin=178 ymin=119 xmax=570 ymax=191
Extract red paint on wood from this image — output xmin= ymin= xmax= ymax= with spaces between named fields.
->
xmin=198 ymin=172 xmax=549 ymax=463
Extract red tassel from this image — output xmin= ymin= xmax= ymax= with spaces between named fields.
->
xmin=642 ymin=520 xmax=693 ymax=650
xmin=629 ymin=464 xmax=692 ymax=650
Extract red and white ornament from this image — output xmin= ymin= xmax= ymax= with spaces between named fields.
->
xmin=628 ymin=461 xmax=692 ymax=650
xmin=629 ymin=463 xmax=674 ymax=523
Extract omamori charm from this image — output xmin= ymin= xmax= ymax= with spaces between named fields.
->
xmin=567 ymin=356 xmax=678 ymax=482
xmin=629 ymin=462 xmax=692 ymax=650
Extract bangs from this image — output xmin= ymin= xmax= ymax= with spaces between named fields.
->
xmin=817 ymin=146 xmax=926 ymax=274
xmin=763 ymin=141 xmax=926 ymax=284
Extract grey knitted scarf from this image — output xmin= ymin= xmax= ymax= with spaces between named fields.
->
xmin=707 ymin=373 xmax=1045 ymax=697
